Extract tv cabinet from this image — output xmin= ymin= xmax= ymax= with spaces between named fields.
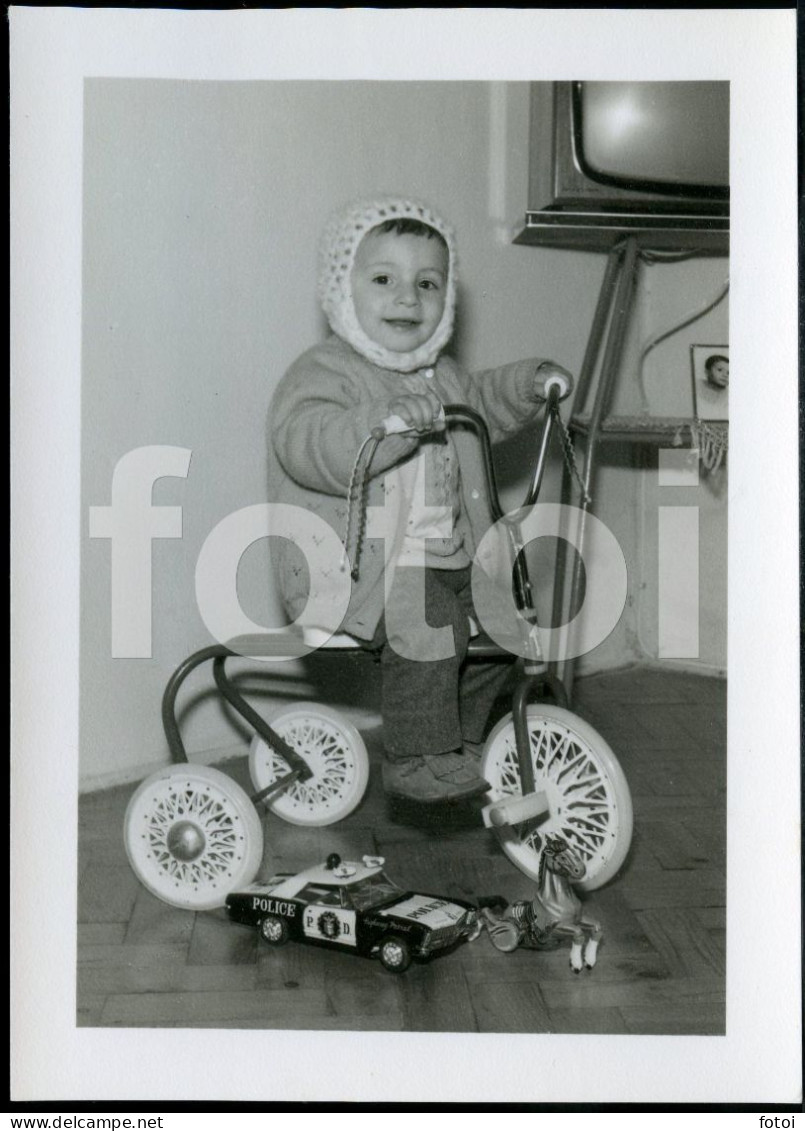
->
xmin=515 ymin=212 xmax=729 ymax=254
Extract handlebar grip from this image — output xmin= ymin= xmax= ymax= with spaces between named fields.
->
xmin=378 ymin=412 xmax=413 ymax=435
xmin=543 ymin=374 xmax=570 ymax=399
xmin=377 ymin=405 xmax=446 ymax=436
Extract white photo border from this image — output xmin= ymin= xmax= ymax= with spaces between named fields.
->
xmin=10 ymin=6 xmax=801 ymax=1106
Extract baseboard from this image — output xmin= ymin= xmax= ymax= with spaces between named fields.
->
xmin=78 ymin=742 xmax=250 ymax=795
xmin=635 ymin=657 xmax=726 ymax=679
xmin=576 ymin=657 xmax=726 ymax=682
xmin=78 ymin=704 xmax=384 ymax=795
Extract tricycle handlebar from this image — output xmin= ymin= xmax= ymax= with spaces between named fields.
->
xmin=443 ymin=384 xmax=562 ymax=517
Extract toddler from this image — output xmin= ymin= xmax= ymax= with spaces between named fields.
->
xmin=268 ymin=197 xmax=573 ymax=804
xmin=704 ymin=354 xmax=729 ymax=390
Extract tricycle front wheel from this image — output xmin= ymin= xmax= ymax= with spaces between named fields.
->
xmin=482 ymin=705 xmax=633 ymax=891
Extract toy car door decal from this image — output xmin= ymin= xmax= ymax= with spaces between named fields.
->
xmin=303 ymin=904 xmax=357 ymax=946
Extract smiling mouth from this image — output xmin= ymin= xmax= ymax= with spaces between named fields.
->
xmin=384 ymin=318 xmax=420 ymax=329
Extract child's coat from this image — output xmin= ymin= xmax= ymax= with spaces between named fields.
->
xmin=268 ymin=333 xmax=551 ymax=641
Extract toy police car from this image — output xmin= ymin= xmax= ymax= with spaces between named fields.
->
xmin=226 ymin=853 xmax=481 ymax=972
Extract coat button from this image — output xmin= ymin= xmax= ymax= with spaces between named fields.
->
xmin=471 ymin=489 xmax=480 ymax=500
xmin=424 ymin=368 xmax=434 ymax=379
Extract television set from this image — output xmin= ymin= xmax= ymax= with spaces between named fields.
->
xmin=516 ymin=81 xmax=729 ymax=252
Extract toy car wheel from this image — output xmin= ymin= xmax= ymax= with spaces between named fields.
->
xmin=124 ymin=764 xmax=263 ymax=911
xmin=485 ymin=919 xmax=522 ymax=953
xmin=482 ymin=705 xmax=633 ymax=891
xmin=249 ymin=703 xmax=370 ymax=827
xmin=260 ymin=914 xmax=290 ymax=947
xmin=379 ymin=935 xmax=412 ymax=974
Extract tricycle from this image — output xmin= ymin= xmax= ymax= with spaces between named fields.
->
xmin=124 ymin=383 xmax=633 ymax=910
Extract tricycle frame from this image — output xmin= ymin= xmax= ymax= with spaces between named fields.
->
xmin=161 ymin=391 xmax=570 ymax=809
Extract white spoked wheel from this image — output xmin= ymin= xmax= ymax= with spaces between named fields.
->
xmin=124 ymin=764 xmax=263 ymax=911
xmin=249 ymin=703 xmax=370 ymax=827
xmin=482 ymin=705 xmax=633 ymax=891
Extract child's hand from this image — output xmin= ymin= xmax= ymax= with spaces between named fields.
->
xmin=387 ymin=391 xmax=445 ymax=434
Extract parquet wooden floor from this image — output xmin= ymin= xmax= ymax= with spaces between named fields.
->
xmin=77 ymin=666 xmax=726 ymax=1034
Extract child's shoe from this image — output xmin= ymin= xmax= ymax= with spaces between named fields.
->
xmin=461 ymin=740 xmax=486 ymax=772
xmin=382 ymin=750 xmax=489 ymax=804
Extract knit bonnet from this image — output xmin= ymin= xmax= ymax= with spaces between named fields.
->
xmin=317 ymin=197 xmax=457 ymax=373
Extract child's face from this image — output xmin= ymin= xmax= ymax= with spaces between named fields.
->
xmin=706 ymin=359 xmax=729 ymax=388
xmin=351 ymin=228 xmax=448 ymax=355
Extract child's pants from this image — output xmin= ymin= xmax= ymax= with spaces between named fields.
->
xmin=366 ymin=565 xmax=514 ymax=759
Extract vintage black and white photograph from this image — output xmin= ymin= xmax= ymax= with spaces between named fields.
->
xmin=691 ymin=344 xmax=730 ymax=422
xmin=77 ymin=74 xmax=733 ymax=1033
xmin=11 ymin=8 xmax=800 ymax=1107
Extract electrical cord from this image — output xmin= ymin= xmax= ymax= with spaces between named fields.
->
xmin=636 ymin=279 xmax=730 ymax=414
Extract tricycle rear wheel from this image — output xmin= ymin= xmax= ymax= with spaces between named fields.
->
xmin=124 ymin=765 xmax=263 ymax=910
xmin=249 ymin=703 xmax=370 ymax=827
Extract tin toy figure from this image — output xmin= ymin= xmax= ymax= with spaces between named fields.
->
xmin=479 ymin=834 xmax=603 ymax=972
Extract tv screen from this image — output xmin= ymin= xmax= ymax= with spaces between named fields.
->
xmin=518 ymin=80 xmax=730 ymax=251
xmin=579 ymin=82 xmax=729 ymax=193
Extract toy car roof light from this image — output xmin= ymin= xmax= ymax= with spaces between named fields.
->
xmin=324 ymin=853 xmax=357 ymax=879
xmin=325 ymin=853 xmax=385 ymax=876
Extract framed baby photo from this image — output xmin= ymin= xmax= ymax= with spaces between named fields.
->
xmin=691 ymin=343 xmax=729 ymax=421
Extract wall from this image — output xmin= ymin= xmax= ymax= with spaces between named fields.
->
xmin=632 ymin=260 xmax=728 ymax=672
xmin=81 ymin=80 xmax=726 ymax=790
xmin=573 ymin=256 xmax=729 ymax=678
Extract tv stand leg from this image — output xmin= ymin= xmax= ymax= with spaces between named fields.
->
xmin=552 ymin=238 xmax=640 ymax=700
